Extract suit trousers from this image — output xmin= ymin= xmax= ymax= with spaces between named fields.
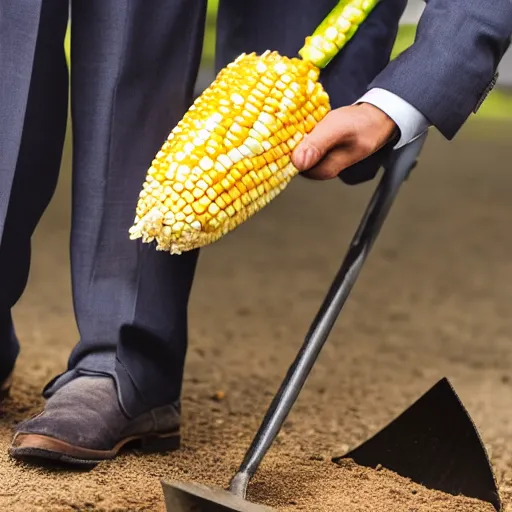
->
xmin=0 ymin=0 xmax=405 ymax=416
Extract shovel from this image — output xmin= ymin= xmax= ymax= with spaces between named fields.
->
xmin=334 ymin=377 xmax=501 ymax=511
xmin=161 ymin=130 xmax=499 ymax=511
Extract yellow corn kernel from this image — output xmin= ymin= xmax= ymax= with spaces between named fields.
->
xmin=130 ymin=50 xmax=330 ymax=254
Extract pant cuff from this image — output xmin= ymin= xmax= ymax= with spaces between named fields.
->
xmin=42 ymin=351 xmax=146 ymax=418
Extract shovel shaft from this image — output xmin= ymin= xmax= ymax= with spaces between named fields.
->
xmin=229 ymin=132 xmax=429 ymax=499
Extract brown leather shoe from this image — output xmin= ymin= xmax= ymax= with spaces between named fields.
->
xmin=9 ymin=376 xmax=180 ymax=468
xmin=0 ymin=371 xmax=13 ymax=401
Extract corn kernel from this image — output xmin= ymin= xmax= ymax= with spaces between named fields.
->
xmin=131 ymin=51 xmax=331 ymax=254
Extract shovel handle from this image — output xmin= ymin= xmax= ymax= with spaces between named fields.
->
xmin=229 ymin=131 xmax=429 ymax=499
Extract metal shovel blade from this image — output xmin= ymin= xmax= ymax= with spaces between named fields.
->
xmin=161 ymin=480 xmax=276 ymax=512
xmin=333 ymin=378 xmax=501 ymax=511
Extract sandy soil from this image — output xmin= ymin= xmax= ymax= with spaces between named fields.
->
xmin=1 ymin=120 xmax=512 ymax=511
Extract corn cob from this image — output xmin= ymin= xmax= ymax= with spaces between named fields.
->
xmin=129 ymin=0 xmax=379 ymax=254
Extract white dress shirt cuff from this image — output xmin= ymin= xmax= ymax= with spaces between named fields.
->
xmin=355 ymin=88 xmax=431 ymax=149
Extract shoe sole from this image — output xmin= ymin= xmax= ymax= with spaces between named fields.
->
xmin=9 ymin=431 xmax=181 ymax=469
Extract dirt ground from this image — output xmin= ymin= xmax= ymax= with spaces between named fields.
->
xmin=1 ymin=120 xmax=512 ymax=511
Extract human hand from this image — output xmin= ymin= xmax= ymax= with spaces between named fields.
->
xmin=291 ymin=103 xmax=398 ymax=180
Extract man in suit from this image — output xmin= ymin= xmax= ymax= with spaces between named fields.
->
xmin=3 ymin=0 xmax=512 ymax=465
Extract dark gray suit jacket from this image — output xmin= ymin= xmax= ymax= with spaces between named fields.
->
xmin=372 ymin=0 xmax=512 ymax=139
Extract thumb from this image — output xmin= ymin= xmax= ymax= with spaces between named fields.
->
xmin=292 ymin=109 xmax=350 ymax=171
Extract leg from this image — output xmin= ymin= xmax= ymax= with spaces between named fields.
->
xmin=10 ymin=0 xmax=207 ymax=466
xmin=43 ymin=0 xmax=207 ymax=417
xmin=0 ymin=0 xmax=69 ymax=382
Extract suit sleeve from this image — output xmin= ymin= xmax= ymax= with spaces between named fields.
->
xmin=369 ymin=0 xmax=512 ymax=139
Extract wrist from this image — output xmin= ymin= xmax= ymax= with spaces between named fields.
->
xmin=357 ymin=102 xmax=400 ymax=145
